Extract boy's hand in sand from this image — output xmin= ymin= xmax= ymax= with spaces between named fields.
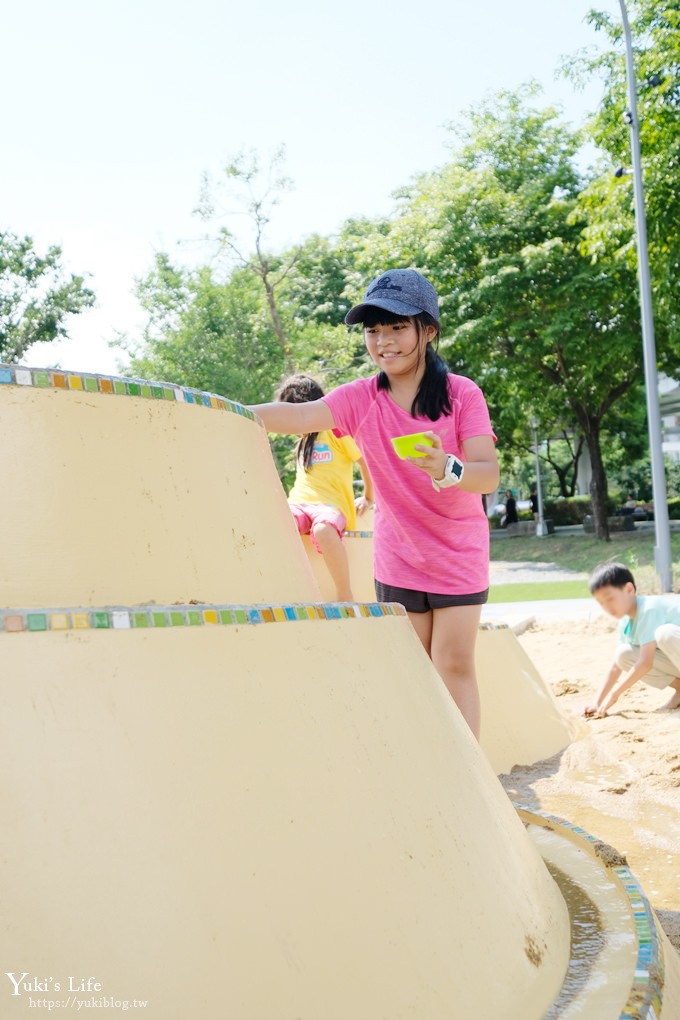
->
xmin=584 ymin=703 xmax=608 ymax=718
xmin=584 ymin=700 xmax=610 ymax=718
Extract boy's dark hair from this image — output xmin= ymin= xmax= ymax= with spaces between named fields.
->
xmin=588 ymin=562 xmax=637 ymax=594
xmin=359 ymin=308 xmax=452 ymax=420
xmin=275 ymin=374 xmax=325 ymax=470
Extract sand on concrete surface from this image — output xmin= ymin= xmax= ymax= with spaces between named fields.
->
xmin=500 ymin=615 xmax=680 ymax=955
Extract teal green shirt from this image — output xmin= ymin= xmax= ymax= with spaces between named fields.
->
xmin=619 ymin=594 xmax=680 ymax=646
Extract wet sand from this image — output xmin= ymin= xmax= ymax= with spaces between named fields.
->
xmin=500 ymin=615 xmax=680 ymax=954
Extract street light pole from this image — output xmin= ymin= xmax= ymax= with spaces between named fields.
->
xmin=531 ymin=417 xmax=549 ymax=538
xmin=618 ymin=0 xmax=673 ymax=591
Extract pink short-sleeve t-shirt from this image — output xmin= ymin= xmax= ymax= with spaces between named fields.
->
xmin=323 ymin=374 xmax=495 ymax=595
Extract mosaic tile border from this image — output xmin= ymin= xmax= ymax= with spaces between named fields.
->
xmin=0 ymin=363 xmax=257 ymax=422
xmin=0 ymin=602 xmax=407 ymax=634
xmin=0 ymin=604 xmax=508 ymax=635
xmin=516 ymin=805 xmax=665 ymax=1020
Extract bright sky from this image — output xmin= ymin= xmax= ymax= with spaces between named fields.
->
xmin=5 ymin=0 xmax=622 ymax=377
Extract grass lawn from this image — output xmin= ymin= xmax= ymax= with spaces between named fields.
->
xmin=489 ymin=528 xmax=680 ymax=595
xmin=488 ymin=580 xmax=590 ymax=603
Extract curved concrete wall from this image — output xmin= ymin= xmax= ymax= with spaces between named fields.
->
xmin=302 ymin=507 xmax=376 ymax=601
xmin=0 ymin=378 xmax=319 ymax=607
xmin=661 ymin=928 xmax=680 ymax=1019
xmin=302 ymin=532 xmax=377 ymax=601
xmin=476 ymin=625 xmax=582 ymax=773
xmin=303 ymin=526 xmax=577 ymax=772
xmin=0 ymin=611 xmax=570 ymax=1020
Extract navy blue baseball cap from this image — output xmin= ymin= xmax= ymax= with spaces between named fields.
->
xmin=344 ymin=269 xmax=440 ymax=325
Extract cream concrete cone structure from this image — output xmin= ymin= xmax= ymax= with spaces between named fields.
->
xmin=2 ymin=364 xmax=677 ymax=1019
xmin=303 ymin=530 xmax=377 ymax=601
xmin=1 ymin=612 xmax=570 ymax=1020
xmin=0 ymin=376 xmax=320 ymax=608
xmin=304 ymin=527 xmax=578 ymax=773
xmin=476 ymin=624 xmax=582 ymax=773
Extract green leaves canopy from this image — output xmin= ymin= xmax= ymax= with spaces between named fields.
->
xmin=0 ymin=233 xmax=95 ymax=363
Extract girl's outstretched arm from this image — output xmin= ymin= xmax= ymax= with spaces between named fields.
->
xmin=458 ymin=434 xmax=499 ymax=493
xmin=248 ymin=398 xmax=336 ymax=435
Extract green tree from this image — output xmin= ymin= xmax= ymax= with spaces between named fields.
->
xmin=367 ymin=87 xmax=645 ymax=538
xmin=568 ymin=1 xmax=680 ymax=353
xmin=0 ymin=232 xmax=95 ymax=363
xmin=195 ymin=147 xmax=302 ymax=373
xmin=274 ymin=228 xmax=387 ymax=387
xmin=123 ymin=254 xmax=284 ymax=404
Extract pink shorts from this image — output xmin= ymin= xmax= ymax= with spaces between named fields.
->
xmin=289 ymin=502 xmax=347 ymax=553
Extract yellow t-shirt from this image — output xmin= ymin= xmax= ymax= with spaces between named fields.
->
xmin=288 ymin=430 xmax=362 ymax=530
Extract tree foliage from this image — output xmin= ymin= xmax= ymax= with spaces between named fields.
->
xmin=195 ymin=147 xmax=302 ymax=372
xmin=124 ymin=254 xmax=284 ymax=404
xmin=569 ymin=0 xmax=680 ymax=355
xmin=0 ymin=232 xmax=95 ymax=363
xmin=360 ymin=87 xmax=644 ymax=536
xmin=127 ymin=66 xmax=674 ymax=536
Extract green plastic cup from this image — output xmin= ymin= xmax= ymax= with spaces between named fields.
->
xmin=390 ymin=432 xmax=434 ymax=459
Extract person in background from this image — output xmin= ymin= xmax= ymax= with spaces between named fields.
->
xmin=500 ymin=489 xmax=518 ymax=528
xmin=530 ymin=486 xmax=539 ymax=521
xmin=276 ymin=374 xmax=373 ymax=603
xmin=585 ymin=562 xmax=680 ymax=717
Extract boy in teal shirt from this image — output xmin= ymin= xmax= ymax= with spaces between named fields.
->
xmin=586 ymin=562 xmax=680 ymax=717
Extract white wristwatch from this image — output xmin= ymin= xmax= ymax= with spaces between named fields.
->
xmin=432 ymin=454 xmax=465 ymax=491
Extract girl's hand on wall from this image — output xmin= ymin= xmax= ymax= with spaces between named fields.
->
xmin=355 ymin=496 xmax=374 ymax=515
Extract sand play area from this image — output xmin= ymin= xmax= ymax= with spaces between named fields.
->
xmin=504 ymin=613 xmax=680 ymax=956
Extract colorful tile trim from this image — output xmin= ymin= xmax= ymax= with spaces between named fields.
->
xmin=515 ymin=804 xmax=666 ymax=1020
xmin=0 ymin=602 xmax=407 ymax=634
xmin=0 ymin=363 xmax=258 ymax=423
xmin=0 ymin=603 xmax=506 ymax=634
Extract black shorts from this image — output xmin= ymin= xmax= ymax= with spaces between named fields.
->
xmin=374 ymin=580 xmax=489 ymax=614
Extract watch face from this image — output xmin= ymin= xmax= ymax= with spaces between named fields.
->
xmin=448 ymin=456 xmax=464 ymax=481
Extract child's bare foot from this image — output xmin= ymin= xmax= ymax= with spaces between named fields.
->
xmin=659 ymin=689 xmax=680 ymax=711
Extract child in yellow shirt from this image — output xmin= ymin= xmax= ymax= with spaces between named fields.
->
xmin=276 ymin=375 xmax=373 ymax=601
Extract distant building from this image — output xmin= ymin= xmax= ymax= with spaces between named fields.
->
xmin=659 ymin=375 xmax=680 ymax=463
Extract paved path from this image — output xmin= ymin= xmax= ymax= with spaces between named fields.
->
xmin=489 ymin=560 xmax=588 ymax=585
xmin=482 ymin=560 xmax=602 ymax=629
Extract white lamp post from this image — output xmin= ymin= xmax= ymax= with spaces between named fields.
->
xmin=618 ymin=0 xmax=673 ymax=591
xmin=530 ymin=417 xmax=550 ymax=538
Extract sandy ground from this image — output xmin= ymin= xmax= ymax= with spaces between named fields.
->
xmin=503 ymin=614 xmax=680 ymax=954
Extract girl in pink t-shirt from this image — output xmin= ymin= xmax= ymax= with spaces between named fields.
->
xmin=251 ymin=269 xmax=499 ymax=739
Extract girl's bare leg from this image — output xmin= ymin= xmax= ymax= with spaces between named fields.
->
xmin=406 ymin=609 xmax=433 ymax=656
xmin=312 ymin=522 xmax=353 ymax=602
xmin=405 ymin=604 xmax=482 ymax=739
xmin=430 ymin=604 xmax=483 ymax=740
